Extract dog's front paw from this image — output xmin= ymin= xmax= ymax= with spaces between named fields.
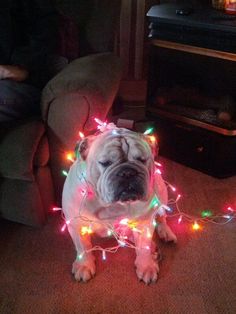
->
xmin=157 ymin=223 xmax=177 ymax=243
xmin=72 ymin=255 xmax=96 ymax=282
xmin=135 ymin=255 xmax=159 ymax=284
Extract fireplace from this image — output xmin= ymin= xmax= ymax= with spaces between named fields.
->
xmin=146 ymin=2 xmax=236 ymax=177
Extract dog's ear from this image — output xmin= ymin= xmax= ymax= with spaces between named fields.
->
xmin=75 ymin=135 xmax=96 ymax=160
xmin=75 ymin=138 xmax=89 ymax=160
xmin=143 ymin=134 xmax=159 ymax=157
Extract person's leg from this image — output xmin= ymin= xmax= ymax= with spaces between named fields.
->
xmin=0 ymin=80 xmax=41 ymax=122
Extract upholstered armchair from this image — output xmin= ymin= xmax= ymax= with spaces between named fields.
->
xmin=0 ymin=1 xmax=122 ymax=227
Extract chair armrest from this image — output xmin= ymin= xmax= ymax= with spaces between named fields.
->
xmin=41 ymin=53 xmax=122 ymax=203
xmin=0 ymin=120 xmax=46 ymax=181
xmin=41 ymin=52 xmax=122 ymax=130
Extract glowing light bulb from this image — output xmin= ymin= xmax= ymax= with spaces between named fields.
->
xmin=79 ymin=131 xmax=85 ymax=139
xmin=94 ymin=117 xmax=103 ymax=125
xmin=192 ymin=221 xmax=200 ymax=231
xmin=153 ymin=220 xmax=157 ymax=227
xmin=178 ymin=215 xmax=183 ymax=224
xmin=227 ymin=206 xmax=234 ymax=212
xmin=120 ymin=218 xmax=129 ymax=225
xmin=107 ymin=230 xmax=112 ymax=236
xmin=127 ymin=220 xmax=138 ymax=229
xmin=145 ymin=246 xmax=150 ymax=250
xmin=61 ymin=219 xmax=70 ymax=232
xmin=94 ymin=117 xmax=107 ymax=130
xmin=102 ymin=250 xmax=106 ymax=261
xmin=176 ymin=194 xmax=181 ymax=202
xmin=146 ymin=228 xmax=152 ymax=238
xmin=62 ymin=170 xmax=68 ymax=177
xmin=81 ymin=226 xmax=93 ymax=236
xmin=66 ymin=152 xmax=75 ymax=163
xmin=155 ymin=168 xmax=162 ymax=175
xmin=162 ymin=205 xmax=172 ymax=212
xmin=149 ymin=135 xmax=156 ymax=143
xmin=155 ymin=161 xmax=162 ymax=167
xmin=61 ymin=223 xmax=67 ymax=232
xmin=223 ymin=215 xmax=231 ymax=219
xmin=150 ymin=195 xmax=161 ymax=208
xmin=78 ymin=253 xmax=83 ymax=260
xmin=118 ymin=240 xmax=126 ymax=247
xmin=52 ymin=207 xmax=62 ymax=211
xmin=143 ymin=127 xmax=154 ymax=135
xmin=169 ymin=184 xmax=176 ymax=192
xmin=201 ymin=210 xmax=212 ymax=218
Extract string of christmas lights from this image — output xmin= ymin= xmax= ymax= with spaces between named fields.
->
xmin=53 ymin=118 xmax=236 ymax=262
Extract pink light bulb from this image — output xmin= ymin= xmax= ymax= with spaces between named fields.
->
xmin=176 ymin=194 xmax=181 ymax=202
xmin=52 ymin=207 xmax=61 ymax=211
xmin=61 ymin=224 xmax=67 ymax=232
xmin=171 ymin=185 xmax=176 ymax=192
xmin=102 ymin=250 xmax=106 ymax=260
xmin=155 ymin=168 xmax=162 ymax=175
xmin=178 ymin=215 xmax=183 ymax=224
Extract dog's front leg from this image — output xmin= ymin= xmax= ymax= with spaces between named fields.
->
xmin=68 ymin=224 xmax=96 ymax=282
xmin=133 ymin=225 xmax=159 ymax=284
xmin=156 ymin=216 xmax=177 ymax=243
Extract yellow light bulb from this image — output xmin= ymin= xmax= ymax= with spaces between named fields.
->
xmin=192 ymin=221 xmax=200 ymax=231
xmin=149 ymin=135 xmax=156 ymax=143
xmin=81 ymin=226 xmax=93 ymax=236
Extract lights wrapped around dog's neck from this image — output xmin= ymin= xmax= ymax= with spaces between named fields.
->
xmin=54 ymin=118 xmax=236 ymax=262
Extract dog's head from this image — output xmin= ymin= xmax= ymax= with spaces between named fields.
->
xmin=76 ymin=128 xmax=157 ymax=204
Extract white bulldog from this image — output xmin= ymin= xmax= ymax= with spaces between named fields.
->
xmin=62 ymin=126 xmax=177 ymax=284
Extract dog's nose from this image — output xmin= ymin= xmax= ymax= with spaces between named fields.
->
xmin=117 ymin=167 xmax=137 ymax=178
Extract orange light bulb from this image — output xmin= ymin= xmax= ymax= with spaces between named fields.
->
xmin=66 ymin=152 xmax=75 ymax=162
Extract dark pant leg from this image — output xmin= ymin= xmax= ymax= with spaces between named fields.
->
xmin=0 ymin=80 xmax=41 ymax=123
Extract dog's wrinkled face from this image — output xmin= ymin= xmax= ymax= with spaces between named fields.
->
xmin=78 ymin=128 xmax=155 ymax=204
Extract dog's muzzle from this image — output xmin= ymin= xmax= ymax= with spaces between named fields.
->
xmin=107 ymin=164 xmax=146 ymax=203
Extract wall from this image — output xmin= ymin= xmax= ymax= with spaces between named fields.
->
xmin=53 ymin=0 xmax=157 ymax=102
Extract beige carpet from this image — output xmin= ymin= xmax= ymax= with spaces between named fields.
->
xmin=1 ymin=157 xmax=236 ymax=314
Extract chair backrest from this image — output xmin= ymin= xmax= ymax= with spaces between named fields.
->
xmin=57 ymin=12 xmax=80 ymax=61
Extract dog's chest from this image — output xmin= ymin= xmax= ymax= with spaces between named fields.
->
xmin=84 ymin=201 xmax=152 ymax=238
xmin=85 ymin=198 xmax=152 ymax=227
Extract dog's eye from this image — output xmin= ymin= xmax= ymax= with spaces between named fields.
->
xmin=136 ymin=157 xmax=147 ymax=164
xmin=99 ymin=161 xmax=112 ymax=167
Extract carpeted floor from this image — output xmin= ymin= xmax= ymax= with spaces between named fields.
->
xmin=1 ymin=157 xmax=236 ymax=314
